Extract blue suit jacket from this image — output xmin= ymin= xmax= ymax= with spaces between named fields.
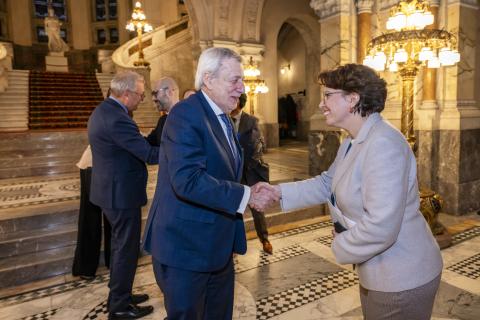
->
xmin=143 ymin=91 xmax=247 ymax=272
xmin=88 ymin=98 xmax=159 ymax=209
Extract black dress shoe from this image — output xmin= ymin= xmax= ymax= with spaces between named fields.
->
xmin=79 ymin=275 xmax=95 ymax=281
xmin=109 ymin=304 xmax=153 ymax=319
xmin=131 ymin=293 xmax=149 ymax=305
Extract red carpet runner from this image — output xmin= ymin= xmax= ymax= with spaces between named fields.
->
xmin=28 ymin=71 xmax=104 ymax=129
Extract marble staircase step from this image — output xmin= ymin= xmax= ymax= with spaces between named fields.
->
xmin=0 ymin=223 xmax=77 ymax=259
xmin=0 ymin=200 xmax=323 ymax=288
xmin=0 ymin=246 xmax=75 ymax=288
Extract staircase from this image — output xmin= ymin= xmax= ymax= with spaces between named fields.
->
xmin=0 ymin=196 xmax=323 ymax=288
xmin=28 ymin=71 xmax=104 ymax=130
xmin=0 ymin=130 xmax=89 ymax=179
xmin=0 ymin=70 xmax=29 ymax=132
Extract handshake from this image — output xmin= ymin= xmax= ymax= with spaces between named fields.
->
xmin=248 ymin=182 xmax=282 ymax=212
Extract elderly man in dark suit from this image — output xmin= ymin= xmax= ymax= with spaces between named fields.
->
xmin=230 ymin=93 xmax=273 ymax=254
xmin=143 ymin=47 xmax=279 ymax=319
xmin=88 ymin=71 xmax=158 ymax=320
xmin=146 ymin=76 xmax=179 ymax=146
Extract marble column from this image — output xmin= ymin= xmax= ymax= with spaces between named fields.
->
xmin=417 ymin=0 xmax=440 ymax=192
xmin=417 ymin=0 xmax=480 ymax=215
xmin=356 ymin=0 xmax=374 ymax=63
xmin=7 ymin=0 xmax=33 ymax=46
xmin=308 ymin=0 xmax=352 ymax=175
xmin=67 ymin=0 xmax=92 ymax=50
xmin=421 ymin=0 xmax=440 ymax=108
xmin=117 ymin=0 xmax=132 ymax=45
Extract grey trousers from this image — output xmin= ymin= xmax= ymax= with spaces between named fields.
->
xmin=360 ymin=273 xmax=441 ymax=320
xmin=250 ymin=207 xmax=269 ymax=242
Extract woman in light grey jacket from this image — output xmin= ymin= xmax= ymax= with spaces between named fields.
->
xmin=272 ymin=64 xmax=442 ymax=320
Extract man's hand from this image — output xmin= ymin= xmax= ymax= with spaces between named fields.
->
xmin=248 ymin=182 xmax=281 ymax=211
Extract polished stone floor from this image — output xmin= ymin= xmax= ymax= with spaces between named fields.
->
xmin=0 ymin=214 xmax=479 ymax=320
xmin=0 ymin=141 xmax=479 ymax=319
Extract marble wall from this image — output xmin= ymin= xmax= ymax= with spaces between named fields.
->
xmin=308 ymin=130 xmax=341 ymax=177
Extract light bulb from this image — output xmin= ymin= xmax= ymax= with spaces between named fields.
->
xmin=419 ymin=47 xmax=433 ymax=61
xmin=394 ymin=48 xmax=408 ymax=63
xmin=428 ymin=56 xmax=440 ymax=68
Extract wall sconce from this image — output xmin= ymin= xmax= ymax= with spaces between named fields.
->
xmin=280 ymin=64 xmax=290 ymax=75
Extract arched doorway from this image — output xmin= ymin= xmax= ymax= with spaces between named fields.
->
xmin=277 ymin=22 xmax=307 ymax=141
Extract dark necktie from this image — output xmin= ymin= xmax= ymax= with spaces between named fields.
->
xmin=219 ymin=114 xmax=240 ymax=169
xmin=344 ymin=141 xmax=352 ymax=158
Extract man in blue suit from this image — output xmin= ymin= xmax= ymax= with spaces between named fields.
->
xmin=88 ymin=71 xmax=158 ymax=320
xmin=143 ymin=48 xmax=278 ymax=319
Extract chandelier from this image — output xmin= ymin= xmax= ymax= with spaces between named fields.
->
xmin=126 ymin=2 xmax=153 ymax=67
xmin=363 ymin=0 xmax=460 ymax=73
xmin=243 ymin=56 xmax=269 ymax=115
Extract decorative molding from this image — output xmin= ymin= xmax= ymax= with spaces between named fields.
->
xmin=216 ymin=0 xmax=231 ymax=38
xmin=356 ymin=0 xmax=374 ymax=14
xmin=429 ymin=0 xmax=441 ymax=7
xmin=447 ymin=0 xmax=479 ymax=9
xmin=380 ymin=0 xmax=401 ymax=11
xmin=245 ymin=0 xmax=260 ymax=41
xmin=309 ymin=0 xmax=350 ymax=20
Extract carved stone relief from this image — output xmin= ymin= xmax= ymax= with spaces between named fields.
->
xmin=309 ymin=0 xmax=350 ymax=20
xmin=245 ymin=0 xmax=260 ymax=41
xmin=216 ymin=0 xmax=231 ymax=38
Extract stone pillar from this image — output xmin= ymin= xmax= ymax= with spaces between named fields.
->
xmin=423 ymin=0 xmax=480 ymax=215
xmin=308 ymin=0 xmax=352 ymax=175
xmin=421 ymin=0 xmax=440 ymax=108
xmin=117 ymin=0 xmax=131 ymax=45
xmin=68 ymin=0 xmax=92 ymax=50
xmin=417 ymin=0 xmax=440 ymax=190
xmin=356 ymin=0 xmax=374 ymax=63
xmin=7 ymin=0 xmax=33 ymax=46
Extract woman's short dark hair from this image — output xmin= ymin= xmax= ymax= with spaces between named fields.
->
xmin=318 ymin=64 xmax=387 ymax=117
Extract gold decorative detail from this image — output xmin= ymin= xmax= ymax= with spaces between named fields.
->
xmin=364 ymin=0 xmax=459 ymax=244
xmin=126 ymin=2 xmax=153 ymax=67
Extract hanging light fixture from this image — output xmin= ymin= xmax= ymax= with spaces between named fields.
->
xmin=243 ymin=56 xmax=269 ymax=115
xmin=126 ymin=1 xmax=153 ymax=67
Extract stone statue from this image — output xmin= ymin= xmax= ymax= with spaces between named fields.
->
xmin=44 ymin=5 xmax=69 ymax=53
xmin=0 ymin=43 xmax=8 ymax=92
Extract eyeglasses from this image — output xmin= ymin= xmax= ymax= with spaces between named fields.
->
xmin=129 ymin=90 xmax=145 ymax=100
xmin=152 ymin=87 xmax=177 ymax=97
xmin=323 ymin=90 xmax=344 ymax=101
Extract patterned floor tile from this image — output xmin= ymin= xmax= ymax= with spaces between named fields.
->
xmin=447 ymin=253 xmax=480 ymax=280
xmin=256 ymin=269 xmax=359 ymax=320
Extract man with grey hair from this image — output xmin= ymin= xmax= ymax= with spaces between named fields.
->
xmin=146 ymin=76 xmax=179 ymax=146
xmin=143 ymin=47 xmax=279 ymax=319
xmin=88 ymin=71 xmax=158 ymax=319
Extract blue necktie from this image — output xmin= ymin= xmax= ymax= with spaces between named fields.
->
xmin=219 ymin=114 xmax=240 ymax=170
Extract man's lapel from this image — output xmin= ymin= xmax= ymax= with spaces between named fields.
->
xmin=195 ymin=93 xmax=238 ymax=175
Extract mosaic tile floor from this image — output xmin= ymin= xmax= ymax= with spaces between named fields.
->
xmin=1 ymin=141 xmax=479 ymax=319
xmin=0 ymin=216 xmax=479 ymax=320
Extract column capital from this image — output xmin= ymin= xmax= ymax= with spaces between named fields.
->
xmin=356 ymin=0 xmax=374 ymax=14
xmin=447 ymin=0 xmax=479 ymax=9
xmin=309 ymin=0 xmax=349 ymax=21
xmin=429 ymin=0 xmax=440 ymax=7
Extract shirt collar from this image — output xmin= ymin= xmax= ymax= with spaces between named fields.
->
xmin=109 ymin=96 xmax=129 ymax=114
xmin=201 ymin=90 xmax=225 ymax=116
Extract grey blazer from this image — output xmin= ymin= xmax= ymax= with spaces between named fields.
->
xmin=280 ymin=113 xmax=442 ymax=292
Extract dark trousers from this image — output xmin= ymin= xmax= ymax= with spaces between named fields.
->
xmin=153 ymin=257 xmax=234 ymax=320
xmin=250 ymin=207 xmax=269 ymax=242
xmin=72 ymin=168 xmax=111 ymax=277
xmin=102 ymin=207 xmax=141 ymax=313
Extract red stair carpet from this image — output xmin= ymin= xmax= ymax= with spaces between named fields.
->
xmin=29 ymin=71 xmax=104 ymax=129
